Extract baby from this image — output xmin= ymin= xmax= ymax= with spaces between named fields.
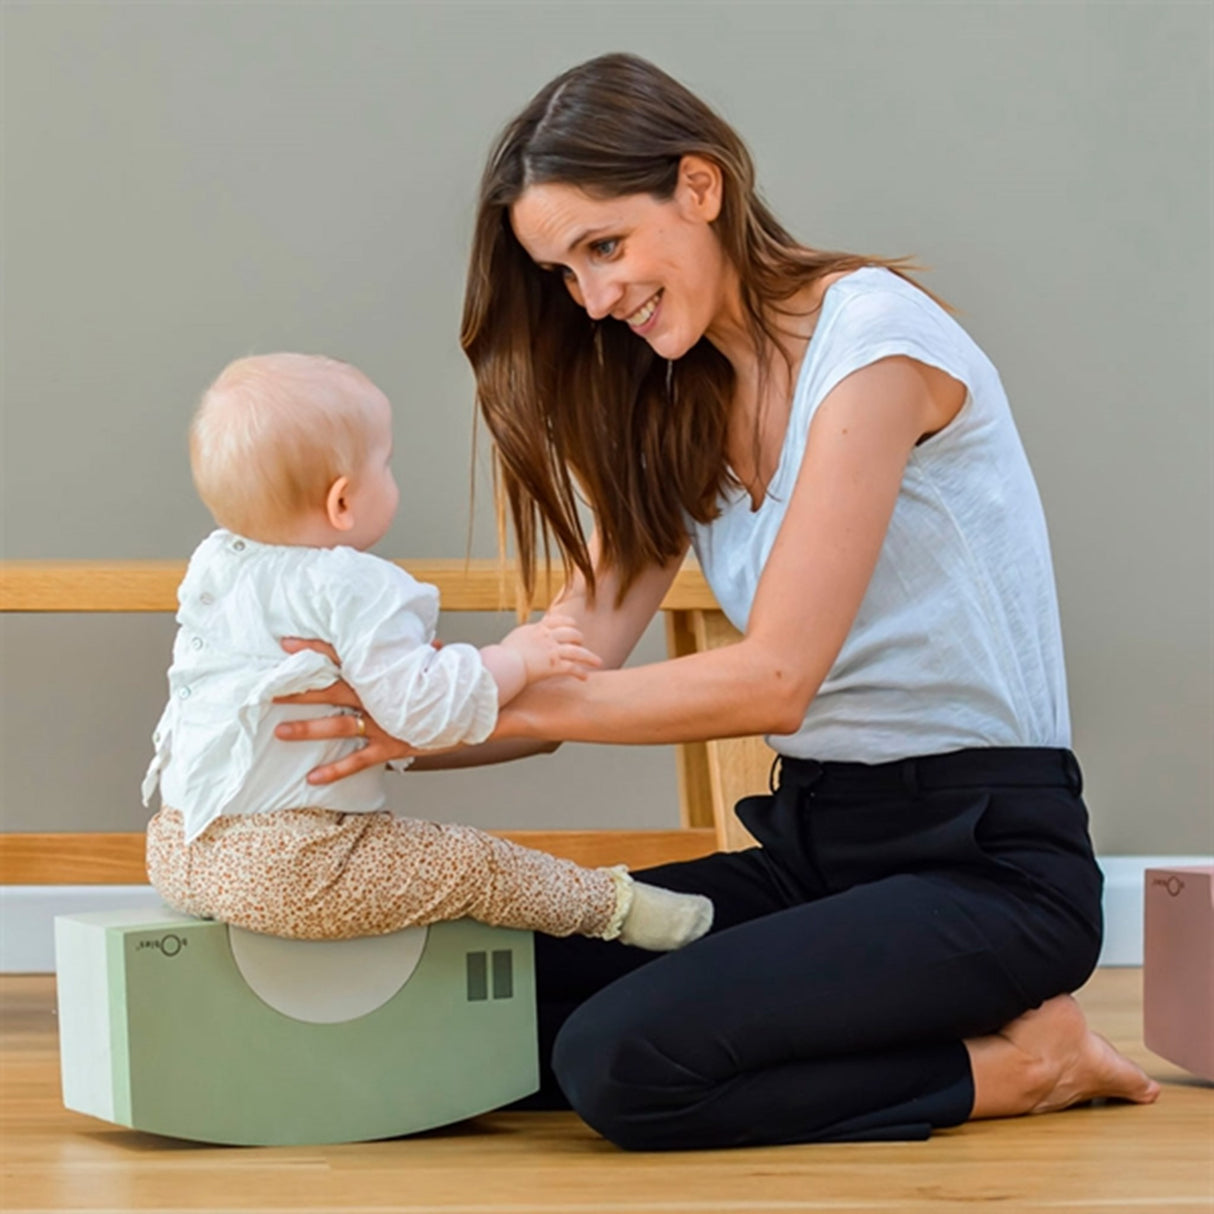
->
xmin=143 ymin=353 xmax=713 ymax=949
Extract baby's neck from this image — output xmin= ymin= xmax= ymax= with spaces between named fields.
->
xmin=234 ymin=515 xmax=359 ymax=551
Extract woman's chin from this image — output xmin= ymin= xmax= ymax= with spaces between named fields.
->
xmin=645 ymin=329 xmax=693 ymax=362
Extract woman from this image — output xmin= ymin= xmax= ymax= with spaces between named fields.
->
xmin=278 ymin=52 xmax=1158 ymax=1149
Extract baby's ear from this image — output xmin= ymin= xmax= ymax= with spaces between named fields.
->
xmin=325 ymin=476 xmax=355 ymax=531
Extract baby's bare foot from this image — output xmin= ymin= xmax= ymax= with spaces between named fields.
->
xmin=1001 ymin=994 xmax=1161 ymax=1113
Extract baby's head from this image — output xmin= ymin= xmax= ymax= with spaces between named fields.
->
xmin=190 ymin=353 xmax=398 ymax=549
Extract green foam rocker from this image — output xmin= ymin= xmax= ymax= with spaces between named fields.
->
xmin=54 ymin=907 xmax=538 ymax=1145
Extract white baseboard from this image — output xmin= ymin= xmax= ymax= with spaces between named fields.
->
xmin=1096 ymin=855 xmax=1212 ymax=965
xmin=1 ymin=885 xmax=166 ymax=973
xmin=2 ymin=856 xmax=1210 ymax=973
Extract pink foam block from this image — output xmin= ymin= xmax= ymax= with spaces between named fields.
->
xmin=1143 ymin=865 xmax=1214 ymax=1082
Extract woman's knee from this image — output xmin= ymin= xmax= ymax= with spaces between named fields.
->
xmin=551 ymin=992 xmax=712 ymax=1151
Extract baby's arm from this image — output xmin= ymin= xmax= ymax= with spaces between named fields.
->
xmin=479 ymin=613 xmax=602 ymax=706
xmin=324 ymin=556 xmax=600 ymax=748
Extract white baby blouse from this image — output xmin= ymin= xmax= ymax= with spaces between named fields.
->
xmin=142 ymin=532 xmax=499 ymax=843
xmin=687 ymin=267 xmax=1071 ymax=763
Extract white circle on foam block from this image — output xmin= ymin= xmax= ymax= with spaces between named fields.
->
xmin=227 ymin=924 xmax=429 ymax=1024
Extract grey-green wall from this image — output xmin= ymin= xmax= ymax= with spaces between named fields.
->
xmin=2 ymin=1 xmax=1210 ymax=854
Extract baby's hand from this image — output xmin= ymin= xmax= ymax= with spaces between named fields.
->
xmin=502 ymin=613 xmax=602 ymax=683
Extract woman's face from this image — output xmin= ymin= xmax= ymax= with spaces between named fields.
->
xmin=509 ymin=156 xmax=738 ymax=361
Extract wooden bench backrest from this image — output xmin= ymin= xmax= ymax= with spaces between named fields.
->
xmin=0 ymin=560 xmax=766 ymax=883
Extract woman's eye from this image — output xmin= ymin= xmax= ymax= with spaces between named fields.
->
xmin=591 ymin=239 xmax=619 ymax=259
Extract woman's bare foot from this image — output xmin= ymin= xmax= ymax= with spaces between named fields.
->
xmin=967 ymin=994 xmax=1161 ymax=1120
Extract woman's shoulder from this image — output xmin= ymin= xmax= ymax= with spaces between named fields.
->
xmin=825 ymin=266 xmax=953 ymax=332
xmin=812 ymin=266 xmax=972 ymax=373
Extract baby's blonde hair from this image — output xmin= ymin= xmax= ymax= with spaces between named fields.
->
xmin=190 ymin=353 xmax=382 ymax=541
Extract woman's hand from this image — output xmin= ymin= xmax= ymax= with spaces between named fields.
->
xmin=274 ymin=637 xmax=420 ymax=784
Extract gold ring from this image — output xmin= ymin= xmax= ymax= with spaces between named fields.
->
xmin=353 ymin=714 xmax=367 ymax=738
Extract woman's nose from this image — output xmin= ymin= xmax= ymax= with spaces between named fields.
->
xmin=578 ymin=272 xmax=624 ymax=322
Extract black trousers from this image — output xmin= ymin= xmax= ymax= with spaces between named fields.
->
xmin=519 ymin=747 xmax=1103 ymax=1150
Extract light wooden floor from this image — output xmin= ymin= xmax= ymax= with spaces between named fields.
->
xmin=1 ymin=969 xmax=1210 ymax=1214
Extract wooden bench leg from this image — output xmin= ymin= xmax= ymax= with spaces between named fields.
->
xmin=665 ymin=610 xmax=715 ymax=832
xmin=666 ymin=610 xmax=772 ymax=853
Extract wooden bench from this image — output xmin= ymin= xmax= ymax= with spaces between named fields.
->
xmin=0 ymin=560 xmax=768 ymax=885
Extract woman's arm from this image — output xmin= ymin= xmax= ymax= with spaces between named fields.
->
xmin=407 ymin=737 xmax=560 ymax=770
xmin=495 ymin=356 xmax=965 ymax=746
xmin=409 ymin=545 xmax=687 ymax=765
xmin=549 ymin=538 xmax=690 ymax=670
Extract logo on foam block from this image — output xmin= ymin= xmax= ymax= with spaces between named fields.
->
xmin=135 ymin=933 xmax=188 ymax=958
xmin=1150 ymin=875 xmax=1186 ymax=898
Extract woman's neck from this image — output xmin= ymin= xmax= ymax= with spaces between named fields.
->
xmin=715 ymin=282 xmax=822 ymax=420
xmin=713 ymin=279 xmax=830 ymax=378
xmin=716 ymin=275 xmax=845 ymax=507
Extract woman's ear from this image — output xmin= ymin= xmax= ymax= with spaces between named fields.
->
xmin=325 ymin=476 xmax=355 ymax=532
xmin=677 ymin=154 xmax=723 ymax=223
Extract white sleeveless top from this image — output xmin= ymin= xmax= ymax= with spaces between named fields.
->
xmin=687 ymin=267 xmax=1070 ymax=763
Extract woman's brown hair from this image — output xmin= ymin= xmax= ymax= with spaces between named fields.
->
xmin=461 ymin=52 xmax=925 ymax=607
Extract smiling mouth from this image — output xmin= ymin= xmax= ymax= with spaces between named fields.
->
xmin=624 ymin=290 xmax=662 ymax=328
